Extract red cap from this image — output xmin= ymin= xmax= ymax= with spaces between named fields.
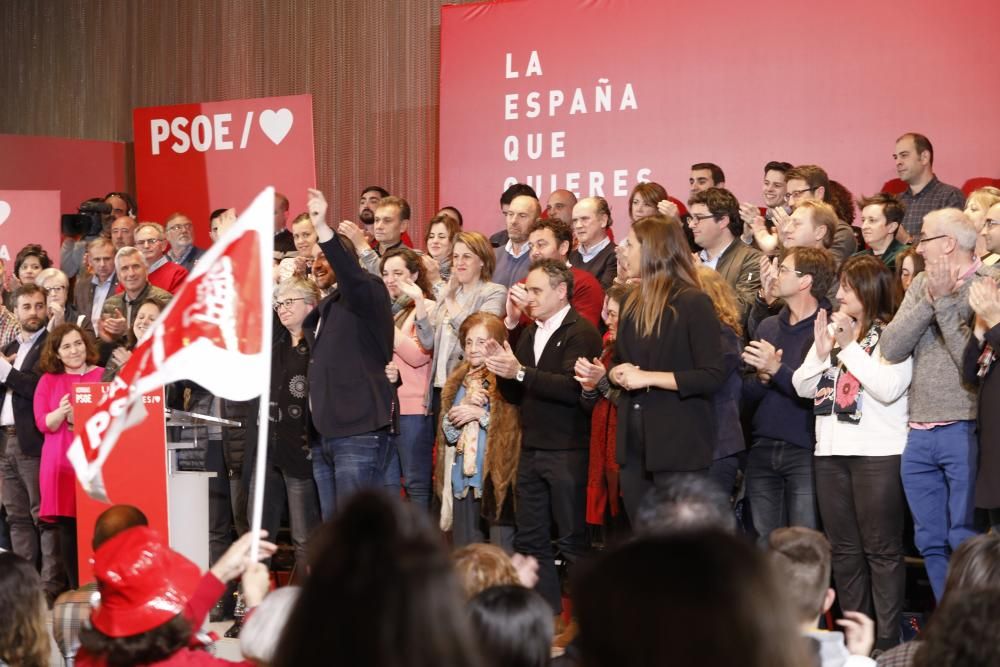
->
xmin=90 ymin=525 xmax=202 ymax=637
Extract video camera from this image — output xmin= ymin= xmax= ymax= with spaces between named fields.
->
xmin=61 ymin=199 xmax=111 ymax=238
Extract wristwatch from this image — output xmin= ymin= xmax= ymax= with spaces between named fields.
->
xmin=515 ymin=365 xmax=526 ymax=382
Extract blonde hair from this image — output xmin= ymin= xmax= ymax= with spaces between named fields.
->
xmin=696 ymin=267 xmax=742 ymax=338
xmin=966 ymin=186 xmax=1000 ymax=215
xmin=452 ymin=543 xmax=520 ymax=599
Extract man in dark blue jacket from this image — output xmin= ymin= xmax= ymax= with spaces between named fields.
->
xmin=303 ymin=189 xmax=395 ymax=509
xmin=741 ymin=247 xmax=836 ymax=546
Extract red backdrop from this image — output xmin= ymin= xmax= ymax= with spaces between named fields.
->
xmin=0 ymin=190 xmax=61 ymax=270
xmin=439 ymin=0 xmax=1000 ymax=237
xmin=133 ymin=95 xmax=317 ymax=248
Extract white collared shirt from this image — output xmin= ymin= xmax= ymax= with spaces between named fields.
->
xmin=533 ymin=303 xmax=571 ymax=364
xmin=577 ymin=235 xmax=611 ymax=263
xmin=147 ymin=255 xmax=169 ymax=274
xmin=0 ymin=327 xmax=47 ymax=426
xmin=504 ymin=239 xmax=531 ymax=259
xmin=699 ymin=239 xmax=735 ymax=270
xmin=90 ymin=274 xmax=115 ymax=334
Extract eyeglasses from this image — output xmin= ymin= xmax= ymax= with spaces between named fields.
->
xmin=166 ymin=222 xmax=193 ymax=233
xmin=689 ymin=213 xmax=716 ymax=223
xmin=985 ymin=219 xmax=1000 ymax=229
xmin=273 ymin=298 xmax=306 ymax=311
xmin=777 ymin=265 xmax=803 ymax=276
xmin=916 ymin=234 xmax=948 ymax=245
xmin=783 ymin=187 xmax=816 ymax=201
xmin=44 ymin=285 xmax=66 ymax=294
xmin=135 ymin=238 xmax=162 ymax=246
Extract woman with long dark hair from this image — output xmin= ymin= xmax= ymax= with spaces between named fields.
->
xmin=792 ymin=254 xmax=910 ymax=651
xmin=380 ymin=247 xmax=437 ymax=509
xmin=0 ymin=552 xmax=51 ymax=667
xmin=608 ymin=215 xmax=726 ymax=521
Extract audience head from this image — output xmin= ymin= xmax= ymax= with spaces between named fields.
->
xmin=452 ymin=231 xmax=496 ymax=285
xmin=983 ymin=201 xmax=1000 ymax=256
xmin=687 ymin=187 xmax=741 ymax=250
xmin=436 ymin=205 xmax=464 ymax=228
xmin=104 ymin=191 xmax=136 ymax=220
xmin=603 ymin=283 xmax=631 ymax=338
xmin=115 ymin=247 xmax=149 ymax=296
xmin=634 ymin=473 xmax=737 ymax=536
xmin=241 ymin=586 xmax=301 ymax=667
xmin=452 ymin=544 xmax=521 ymax=599
xmin=134 ymin=222 xmax=167 ymax=264
xmin=763 ymin=161 xmax=793 ymax=208
xmin=274 ymin=277 xmax=321 ymax=333
xmin=468 ymin=585 xmax=553 ymax=667
xmin=894 ymin=132 xmax=935 ymax=185
xmin=36 ymin=267 xmax=70 ymax=308
xmin=14 ymin=243 xmax=52 ymax=285
xmin=857 ymin=192 xmax=904 ymax=251
xmin=40 ymin=322 xmax=98 ymax=374
xmin=775 ymin=246 xmax=837 ymax=302
xmin=690 ymin=162 xmax=726 ymax=193
xmin=628 ymin=181 xmax=669 ymax=222
xmin=572 ymin=196 xmax=612 ymax=249
xmin=696 ymin=266 xmax=743 ymax=338
xmin=784 ymin=165 xmax=830 ymax=209
xmin=273 ymin=491 xmax=482 ymax=667
xmin=309 ymin=235 xmax=356 ymax=291
xmin=129 ymin=298 xmax=163 ymax=346
xmin=110 ymin=215 xmax=137 ymax=250
xmin=527 ymin=217 xmax=573 ymax=263
xmin=92 ymin=504 xmax=149 ymax=550
xmin=459 ymin=311 xmax=507 ymax=371
xmin=80 ymin=526 xmax=201 ymax=665
xmin=826 ymin=180 xmax=856 ymax=225
xmin=373 ymin=196 xmax=410 ymax=248
xmin=499 ymin=182 xmax=538 ymax=214
xmin=768 ymin=527 xmax=834 ymax=626
xmin=913 ymin=590 xmax=1000 ymax=667
xmin=505 ymin=195 xmax=541 ymax=246
xmin=163 ymin=213 xmax=195 ymax=254
xmin=918 ymin=208 xmax=978 ymax=261
xmin=209 ymin=208 xmax=228 ymax=242
xmin=965 ymin=186 xmax=1000 ymax=230
xmin=574 ymin=531 xmax=807 ymax=667
xmin=895 ymin=246 xmax=924 ymax=292
xmin=525 ymin=259 xmax=573 ymax=320
xmin=13 ymin=283 xmax=48 ymax=333
xmin=0 ymin=552 xmax=51 ymax=667
xmin=274 ymin=192 xmax=290 ymax=232
xmin=939 ymin=533 xmax=1000 ymax=607
xmin=87 ymin=237 xmax=117 ymax=282
xmin=380 ymin=247 xmax=433 ymax=301
xmin=425 ymin=213 xmax=460 ymax=262
xmin=836 ymin=254 xmax=901 ymax=341
xmin=359 ymin=186 xmax=390 ymax=226
xmin=290 ymin=212 xmax=318 ymax=256
xmin=545 ymin=189 xmax=577 ymax=225
xmin=784 ymin=200 xmax=837 ymax=249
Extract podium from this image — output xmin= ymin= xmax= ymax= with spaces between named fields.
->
xmin=72 ymin=384 xmax=242 ymax=580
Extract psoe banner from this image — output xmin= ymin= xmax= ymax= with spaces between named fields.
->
xmin=0 ymin=190 xmax=62 ymax=270
xmin=133 ymin=94 xmax=316 ymax=248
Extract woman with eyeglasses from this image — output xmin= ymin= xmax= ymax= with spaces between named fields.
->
xmin=35 ymin=267 xmax=92 ymax=333
xmin=246 ymin=277 xmax=322 ymax=564
xmin=792 ymin=254 xmax=910 ymax=651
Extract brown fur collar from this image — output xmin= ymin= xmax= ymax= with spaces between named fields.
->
xmin=435 ymin=362 xmax=521 ymax=519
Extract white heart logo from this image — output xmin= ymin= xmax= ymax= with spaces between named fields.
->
xmin=259 ymin=109 xmax=294 ymax=145
xmin=0 ymin=201 xmax=10 ymax=226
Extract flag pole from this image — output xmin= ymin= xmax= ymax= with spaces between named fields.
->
xmin=248 ymin=188 xmax=275 ymax=563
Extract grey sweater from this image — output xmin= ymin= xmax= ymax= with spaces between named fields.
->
xmin=880 ymin=265 xmax=997 ymax=421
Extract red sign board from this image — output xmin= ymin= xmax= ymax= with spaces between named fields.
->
xmin=0 ymin=190 xmax=62 ymax=271
xmin=133 ymin=95 xmax=316 ymax=248
xmin=73 ymin=384 xmax=169 ymax=583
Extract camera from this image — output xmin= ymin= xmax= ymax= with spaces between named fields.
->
xmin=61 ymin=199 xmax=110 ymax=238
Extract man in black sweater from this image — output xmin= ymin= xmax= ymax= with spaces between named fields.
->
xmin=486 ymin=259 xmax=602 ymax=617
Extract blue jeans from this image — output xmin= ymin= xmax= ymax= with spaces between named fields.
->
xmin=901 ymin=421 xmax=978 ymax=600
xmin=313 ymin=429 xmax=394 ymax=512
xmin=312 ymin=443 xmax=338 ymax=521
xmin=382 ymin=415 xmax=434 ymax=509
xmin=746 ymin=438 xmax=817 ymax=546
xmin=248 ymin=464 xmax=321 ymax=570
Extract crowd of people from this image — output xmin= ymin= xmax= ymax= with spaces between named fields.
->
xmin=2 ymin=130 xmax=1000 ymax=666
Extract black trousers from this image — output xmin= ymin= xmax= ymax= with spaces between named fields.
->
xmin=514 ymin=447 xmax=589 ymax=615
xmin=814 ymin=455 xmax=905 ymax=650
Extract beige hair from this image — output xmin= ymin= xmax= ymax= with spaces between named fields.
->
xmin=275 ymin=276 xmax=322 ymax=306
xmin=134 ymin=221 xmax=165 ymax=238
xmin=34 ymin=267 xmax=68 ymax=289
xmin=115 ymin=246 xmax=146 ymax=270
xmin=924 ymin=208 xmax=978 ymax=252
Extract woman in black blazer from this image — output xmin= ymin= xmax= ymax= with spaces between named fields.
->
xmin=609 ymin=215 xmax=726 ymax=522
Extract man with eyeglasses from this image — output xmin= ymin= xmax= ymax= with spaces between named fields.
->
xmin=741 ymin=246 xmax=837 ymax=545
xmin=981 ymin=203 xmax=1000 ymax=261
xmin=880 ymin=208 xmax=998 ymax=601
xmin=164 ymin=212 xmax=205 ymax=272
xmin=132 ymin=222 xmax=189 ymax=293
xmin=687 ymin=187 xmax=762 ymax=319
xmin=894 ymin=133 xmax=965 ymax=242
xmin=780 ymin=165 xmax=857 ymax=264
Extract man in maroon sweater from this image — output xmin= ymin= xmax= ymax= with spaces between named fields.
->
xmin=505 ymin=217 xmax=604 ymax=330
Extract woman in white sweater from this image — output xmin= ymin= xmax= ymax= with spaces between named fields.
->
xmin=792 ymin=254 xmax=912 ymax=652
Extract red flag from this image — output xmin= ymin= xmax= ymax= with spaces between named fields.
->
xmin=68 ymin=188 xmax=274 ymax=501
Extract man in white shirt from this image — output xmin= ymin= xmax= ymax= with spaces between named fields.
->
xmin=73 ymin=237 xmax=118 ymax=336
xmin=569 ymin=196 xmax=617 ymax=289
